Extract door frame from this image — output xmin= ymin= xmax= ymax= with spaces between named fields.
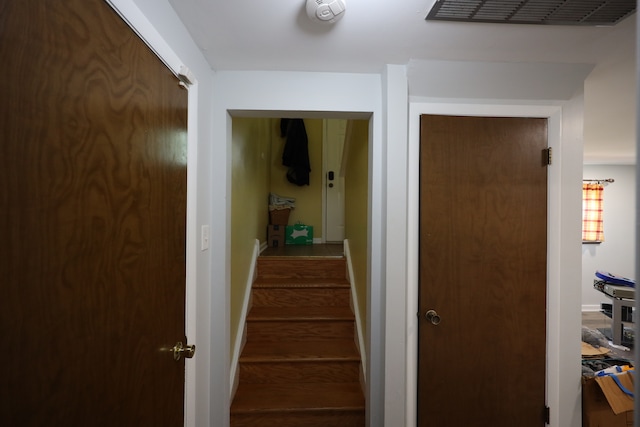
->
xmin=105 ymin=1 xmax=200 ymax=425
xmin=407 ymin=101 xmax=569 ymax=427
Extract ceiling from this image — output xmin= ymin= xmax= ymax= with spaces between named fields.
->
xmin=166 ymin=0 xmax=637 ymax=163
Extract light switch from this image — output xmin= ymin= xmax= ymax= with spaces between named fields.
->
xmin=201 ymin=225 xmax=210 ymax=251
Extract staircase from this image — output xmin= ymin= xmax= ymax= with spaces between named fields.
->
xmin=231 ymin=255 xmax=365 ymax=427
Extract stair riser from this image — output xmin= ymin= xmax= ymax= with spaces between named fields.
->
xmin=257 ymin=259 xmax=346 ymax=280
xmin=230 ymin=411 xmax=365 ymax=427
xmin=246 ymin=321 xmax=354 ymax=342
xmin=240 ymin=361 xmax=360 ymax=384
xmin=252 ymin=288 xmax=351 ymax=307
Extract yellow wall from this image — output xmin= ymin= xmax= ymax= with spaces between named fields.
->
xmin=270 ymin=119 xmax=323 ymax=237
xmin=230 ymin=117 xmax=272 ymax=357
xmin=344 ymin=119 xmax=369 ymax=328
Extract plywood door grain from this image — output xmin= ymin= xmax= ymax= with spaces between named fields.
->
xmin=0 ymin=1 xmax=188 ymax=425
xmin=418 ymin=115 xmax=548 ymax=427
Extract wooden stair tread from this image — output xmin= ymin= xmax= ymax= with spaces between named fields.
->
xmin=256 ymin=258 xmax=348 ymax=281
xmin=258 ymin=255 xmax=345 ymax=260
xmin=257 ymin=256 xmax=346 ymax=262
xmin=253 ymin=277 xmax=350 ymax=288
xmin=232 ymin=254 xmax=364 ymax=424
xmin=247 ymin=306 xmax=354 ymax=321
xmin=231 ymin=382 xmax=364 ymax=413
xmin=240 ymin=340 xmax=360 ymax=361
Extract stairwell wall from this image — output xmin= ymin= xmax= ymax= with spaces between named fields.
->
xmin=270 ymin=118 xmax=324 ymax=235
xmin=344 ymin=119 xmax=370 ymax=332
xmin=230 ymin=118 xmax=273 ymax=359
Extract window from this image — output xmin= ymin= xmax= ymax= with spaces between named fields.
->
xmin=582 ymin=183 xmax=604 ymax=243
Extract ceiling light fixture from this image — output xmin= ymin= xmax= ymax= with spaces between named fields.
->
xmin=306 ymin=0 xmax=346 ymax=24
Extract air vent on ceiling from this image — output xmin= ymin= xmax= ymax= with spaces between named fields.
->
xmin=426 ymin=0 xmax=636 ymax=26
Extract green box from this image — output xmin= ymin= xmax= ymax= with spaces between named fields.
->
xmin=285 ymin=224 xmax=313 ymax=245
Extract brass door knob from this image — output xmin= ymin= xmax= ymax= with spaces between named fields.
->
xmin=425 ymin=310 xmax=441 ymax=325
xmin=172 ymin=341 xmax=196 ymax=361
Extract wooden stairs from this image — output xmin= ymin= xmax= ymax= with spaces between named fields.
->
xmin=231 ymin=255 xmax=365 ymax=427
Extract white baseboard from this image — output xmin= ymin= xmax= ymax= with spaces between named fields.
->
xmin=344 ymin=239 xmax=367 ymax=381
xmin=230 ymin=239 xmax=260 ymax=397
xmin=582 ymin=304 xmax=602 ymax=312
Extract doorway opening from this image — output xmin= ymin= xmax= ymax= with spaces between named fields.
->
xmin=227 ymin=114 xmax=372 ymax=421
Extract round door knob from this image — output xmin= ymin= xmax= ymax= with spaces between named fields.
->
xmin=172 ymin=341 xmax=196 ymax=361
xmin=425 ymin=310 xmax=441 ymax=325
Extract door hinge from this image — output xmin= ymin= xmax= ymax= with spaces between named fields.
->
xmin=542 ymin=147 xmax=552 ymax=166
xmin=544 ymin=406 xmax=550 ymax=424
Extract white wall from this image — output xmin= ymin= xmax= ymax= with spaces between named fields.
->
xmin=382 ymin=65 xmax=409 ymax=426
xmin=582 ymin=18 xmax=637 ymax=164
xmin=582 ymin=165 xmax=637 ymax=310
xmin=408 ymin=59 xmax=593 ymax=101
xmin=106 ymin=1 xmax=214 ymax=425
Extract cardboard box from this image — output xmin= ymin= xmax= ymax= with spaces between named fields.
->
xmin=268 ymin=224 xmax=285 ymax=237
xmin=582 ymin=374 xmax=634 ymax=427
xmin=267 ymin=225 xmax=285 ymax=248
xmin=285 ymin=224 xmax=313 ymax=245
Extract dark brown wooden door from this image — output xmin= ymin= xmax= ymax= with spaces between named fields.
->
xmin=0 ymin=1 xmax=188 ymax=425
xmin=418 ymin=115 xmax=547 ymax=427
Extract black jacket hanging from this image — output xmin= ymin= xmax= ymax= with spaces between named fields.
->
xmin=281 ymin=118 xmax=311 ymax=186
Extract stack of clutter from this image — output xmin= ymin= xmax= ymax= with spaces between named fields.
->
xmin=269 ymin=193 xmax=295 ymax=209
xmin=581 ymin=325 xmax=634 ymax=426
xmin=267 ymin=193 xmax=295 ymax=248
xmin=268 ymin=193 xmax=295 ymax=225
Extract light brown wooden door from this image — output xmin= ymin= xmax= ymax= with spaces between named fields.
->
xmin=418 ymin=115 xmax=547 ymax=427
xmin=0 ymin=1 xmax=188 ymax=425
